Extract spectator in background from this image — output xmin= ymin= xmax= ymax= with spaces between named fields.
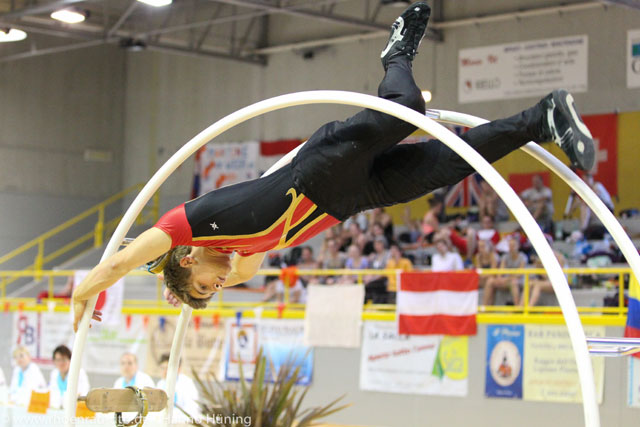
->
xmin=369 ymin=208 xmax=394 ymax=243
xmin=297 ymin=246 xmax=320 ymax=287
xmin=421 ymin=198 xmax=443 ymax=244
xmin=9 ymin=346 xmax=46 ymax=406
xmin=364 ymin=222 xmax=389 ymax=255
xmin=525 ymin=250 xmax=568 ymax=306
xmin=48 ymin=345 xmax=90 ymax=409
xmin=565 ymin=173 xmax=615 ymax=240
xmin=156 ymin=354 xmax=199 ymax=423
xmin=340 ymin=222 xmax=363 ymax=252
xmin=365 ymin=237 xmax=391 ymax=303
xmin=385 ymin=243 xmax=413 ymax=296
xmin=343 ymin=212 xmax=368 ymax=234
xmin=342 ymin=245 xmax=369 ymax=284
xmin=483 ymin=238 xmax=527 ymax=306
xmin=318 ymin=237 xmax=345 ymax=285
xmin=477 ymin=215 xmax=501 ymax=246
xmin=431 ymin=238 xmax=464 ymax=272
xmin=478 ymin=179 xmax=509 ymax=222
xmin=521 ymin=175 xmax=554 ymax=232
xmin=113 ymin=353 xmax=155 ymax=389
xmin=473 ymin=239 xmax=499 ymax=289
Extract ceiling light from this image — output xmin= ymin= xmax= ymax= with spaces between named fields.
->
xmin=422 ymin=90 xmax=432 ymax=103
xmin=51 ymin=9 xmax=87 ymax=24
xmin=136 ymin=0 xmax=172 ymax=7
xmin=0 ymin=28 xmax=27 ymax=42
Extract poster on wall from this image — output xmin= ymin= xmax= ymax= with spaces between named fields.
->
xmin=359 ymin=321 xmax=468 ymax=396
xmin=485 ymin=325 xmax=524 ymax=399
xmin=12 ymin=312 xmax=147 ymax=375
xmin=458 ymin=35 xmax=588 ymax=103
xmin=144 ymin=316 xmax=226 ymax=379
xmin=523 ymin=325 xmax=605 ymax=403
xmin=224 ymin=319 xmax=313 ymax=385
xmin=194 ymin=141 xmax=260 ymax=196
xmin=628 ymin=29 xmax=640 ymax=88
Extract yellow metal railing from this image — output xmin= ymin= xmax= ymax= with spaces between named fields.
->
xmin=0 ymin=184 xmax=160 ymax=290
xmin=0 ymin=267 xmax=632 ymax=326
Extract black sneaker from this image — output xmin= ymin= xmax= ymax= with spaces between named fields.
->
xmin=541 ymin=89 xmax=595 ymax=171
xmin=380 ymin=2 xmax=431 ymax=70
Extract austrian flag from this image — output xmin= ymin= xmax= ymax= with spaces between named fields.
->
xmin=397 ymin=271 xmax=479 ymax=336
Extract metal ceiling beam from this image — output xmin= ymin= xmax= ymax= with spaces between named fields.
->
xmin=0 ymin=0 xmax=97 ymax=19
xmin=209 ymin=0 xmax=392 ymax=32
xmin=0 ymin=38 xmax=105 ymax=62
xmin=145 ymin=42 xmax=266 ymax=65
xmin=601 ymin=0 xmax=640 ymax=10
xmin=253 ymin=0 xmax=604 ymax=55
xmin=0 ymin=19 xmax=93 ymax=38
xmin=107 ymin=0 xmax=138 ymax=38
xmin=137 ymin=0 xmax=351 ymax=38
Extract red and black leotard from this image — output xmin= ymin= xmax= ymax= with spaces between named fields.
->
xmin=154 ymin=164 xmax=340 ymax=256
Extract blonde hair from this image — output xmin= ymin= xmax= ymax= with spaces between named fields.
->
xmin=13 ymin=346 xmax=30 ymax=359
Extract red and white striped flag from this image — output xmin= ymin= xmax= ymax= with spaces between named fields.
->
xmin=397 ymin=271 xmax=479 ymax=336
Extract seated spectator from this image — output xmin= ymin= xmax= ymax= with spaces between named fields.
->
xmin=363 ymin=222 xmax=389 ymax=255
xmin=340 ymin=222 xmax=363 ymax=252
xmin=364 ymin=238 xmax=390 ymax=303
xmin=343 ymin=212 xmax=368 ymax=234
xmin=421 ymin=198 xmax=443 ymax=244
xmin=565 ymin=173 xmax=615 ymax=240
xmin=369 ymin=208 xmax=394 ymax=243
xmin=521 ymin=175 xmax=554 ymax=233
xmin=525 ymin=251 xmax=568 ymax=306
xmin=483 ymin=238 xmax=527 ymax=306
xmin=385 ymin=243 xmax=413 ymax=296
xmin=444 ymin=220 xmax=477 ymax=261
xmin=318 ymin=237 xmax=345 ymax=285
xmin=431 ymin=238 xmax=464 ymax=272
xmin=297 ymin=246 xmax=320 ymax=287
xmin=477 ymin=215 xmax=500 ymax=246
xmin=156 ymin=354 xmax=199 ymax=422
xmin=399 ymin=206 xmax=421 ymax=245
xmin=473 ymin=239 xmax=499 ymax=288
xmin=478 ymin=179 xmax=509 ymax=222
xmin=342 ymin=245 xmax=369 ymax=284
xmin=113 ymin=353 xmax=155 ymax=389
xmin=48 ymin=345 xmax=90 ymax=409
xmin=9 ymin=346 xmax=47 ymax=406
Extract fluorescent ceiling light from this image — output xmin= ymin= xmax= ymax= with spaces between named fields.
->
xmin=136 ymin=0 xmax=172 ymax=7
xmin=422 ymin=90 xmax=432 ymax=103
xmin=0 ymin=28 xmax=27 ymax=42
xmin=51 ymin=9 xmax=87 ymax=24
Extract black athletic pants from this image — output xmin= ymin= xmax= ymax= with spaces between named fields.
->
xmin=291 ymin=56 xmax=547 ymax=221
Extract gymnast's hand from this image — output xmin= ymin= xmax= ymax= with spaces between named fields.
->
xmin=163 ymin=287 xmax=181 ymax=307
xmin=72 ymin=297 xmax=103 ymax=333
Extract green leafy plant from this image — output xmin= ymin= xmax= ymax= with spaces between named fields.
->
xmin=191 ymin=349 xmax=349 ymax=427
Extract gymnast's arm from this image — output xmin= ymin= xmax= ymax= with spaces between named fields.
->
xmin=72 ymin=227 xmax=172 ymax=331
xmin=225 ymin=252 xmax=267 ymax=287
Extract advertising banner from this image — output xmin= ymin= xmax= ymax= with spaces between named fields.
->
xmin=458 ymin=35 xmax=587 ymax=103
xmin=359 ymin=321 xmax=468 ymax=396
xmin=485 ymin=325 xmax=524 ymax=399
xmin=224 ymin=319 xmax=313 ymax=385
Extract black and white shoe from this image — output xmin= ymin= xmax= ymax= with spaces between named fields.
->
xmin=541 ymin=89 xmax=595 ymax=171
xmin=380 ymin=2 xmax=431 ymax=70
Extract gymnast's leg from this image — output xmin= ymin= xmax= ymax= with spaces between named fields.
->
xmin=366 ymin=90 xmax=595 ymax=208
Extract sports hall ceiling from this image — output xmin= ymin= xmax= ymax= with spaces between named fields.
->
xmin=0 ymin=0 xmax=638 ymax=64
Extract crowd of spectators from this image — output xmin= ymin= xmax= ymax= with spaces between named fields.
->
xmin=264 ymin=173 xmax=624 ymax=307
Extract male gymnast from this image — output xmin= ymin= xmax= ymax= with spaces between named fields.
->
xmin=73 ymin=2 xmax=594 ymax=329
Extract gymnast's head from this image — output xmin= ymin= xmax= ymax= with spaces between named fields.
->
xmin=162 ymin=246 xmax=232 ymax=309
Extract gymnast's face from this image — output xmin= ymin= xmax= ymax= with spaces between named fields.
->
xmin=181 ymin=247 xmax=232 ymax=299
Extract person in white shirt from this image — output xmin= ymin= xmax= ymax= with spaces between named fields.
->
xmin=9 ymin=346 xmax=47 ymax=406
xmin=113 ymin=353 xmax=154 ymax=389
xmin=565 ymin=173 xmax=615 ymax=239
xmin=521 ymin=174 xmax=554 ymax=231
xmin=431 ymin=239 xmax=464 ymax=272
xmin=156 ymin=354 xmax=200 ymax=423
xmin=48 ymin=345 xmax=90 ymax=409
